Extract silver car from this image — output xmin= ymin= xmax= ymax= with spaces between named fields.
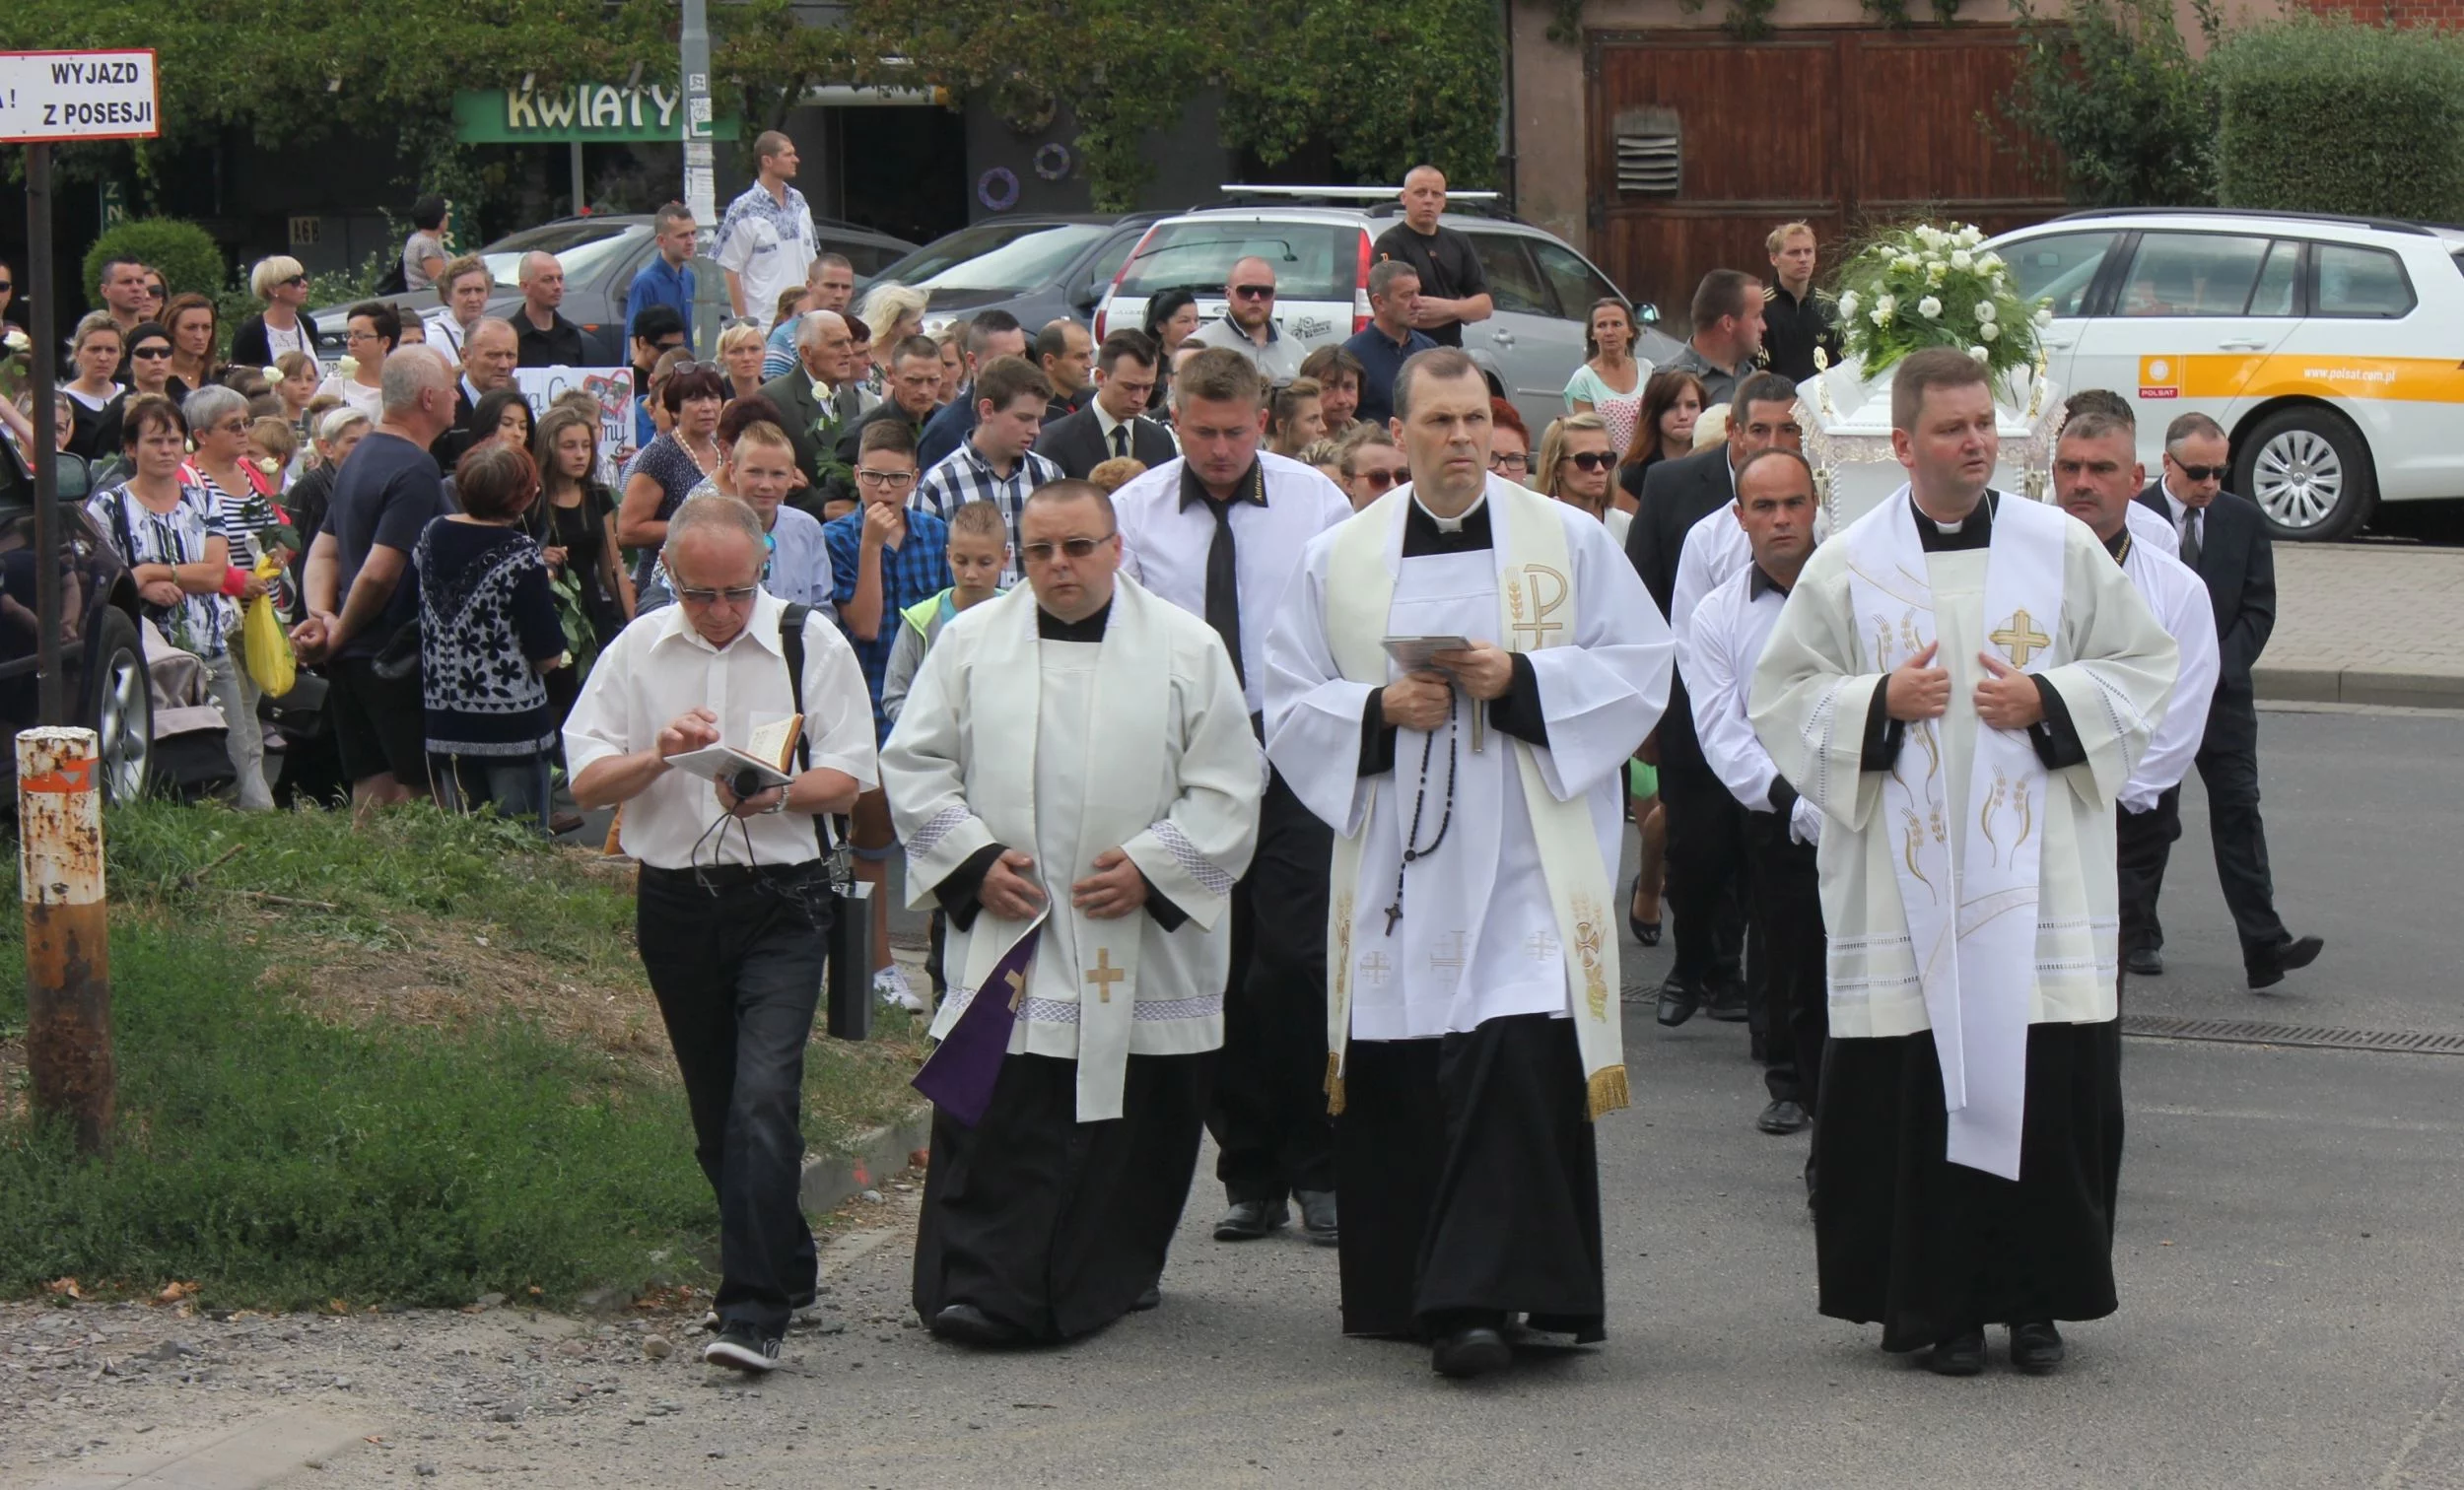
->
xmin=1095 ymin=201 xmax=1679 ymax=436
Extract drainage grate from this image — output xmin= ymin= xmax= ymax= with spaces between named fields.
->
xmin=2121 ymin=1014 xmax=2464 ymax=1055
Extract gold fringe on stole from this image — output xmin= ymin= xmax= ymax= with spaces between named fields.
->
xmin=1324 ymin=1052 xmax=1347 ymax=1117
xmin=1586 ymin=1064 xmax=1630 ymax=1120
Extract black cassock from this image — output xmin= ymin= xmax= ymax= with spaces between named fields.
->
xmin=1814 ymin=1018 xmax=2125 ymax=1351
xmin=1336 ymin=1013 xmax=1607 ymax=1342
xmin=913 ymin=1050 xmax=1208 ymax=1343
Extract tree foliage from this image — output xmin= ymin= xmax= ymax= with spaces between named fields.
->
xmin=82 ymin=218 xmax=226 ymax=303
xmin=1994 ymin=0 xmax=2222 ymax=208
xmin=2212 ymin=16 xmax=2464 ymax=223
xmin=1220 ymin=0 xmax=1502 ymax=190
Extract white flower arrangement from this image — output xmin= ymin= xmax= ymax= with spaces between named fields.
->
xmin=1831 ymin=220 xmax=2050 ymax=380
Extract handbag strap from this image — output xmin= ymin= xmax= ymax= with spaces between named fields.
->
xmin=779 ymin=603 xmax=839 ymax=857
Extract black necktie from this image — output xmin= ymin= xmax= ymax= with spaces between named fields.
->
xmin=2180 ymin=509 xmax=2202 ymax=570
xmin=1203 ymin=498 xmax=1244 ymax=690
xmin=1111 ymin=423 xmax=1129 ymax=459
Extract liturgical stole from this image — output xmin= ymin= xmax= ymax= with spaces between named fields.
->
xmin=1841 ymin=487 xmax=2065 ymax=1181
xmin=1319 ymin=483 xmax=1629 ymax=1120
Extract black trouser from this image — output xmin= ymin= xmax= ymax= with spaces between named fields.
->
xmin=1743 ymin=809 xmax=1827 ymax=1111
xmin=2116 ymin=787 xmax=2182 ymax=958
xmin=2132 ymin=720 xmax=2291 ymax=972
xmin=1211 ymin=769 xmax=1336 ymax=1205
xmin=1660 ymin=758 xmax=1750 ymax=992
xmin=636 ymin=862 xmax=832 ymax=1337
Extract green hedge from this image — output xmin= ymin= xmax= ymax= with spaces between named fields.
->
xmin=80 ymin=218 xmax=227 ymax=307
xmin=2212 ymin=16 xmax=2464 ymax=222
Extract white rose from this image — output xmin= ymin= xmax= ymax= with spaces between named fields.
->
xmin=1873 ymin=295 xmax=1897 ymax=325
xmin=2033 ymin=306 xmax=2055 ymax=328
xmin=1973 ymin=301 xmax=1997 ymax=324
xmin=2 ymin=327 xmax=29 ymax=354
xmin=1976 ymin=251 xmax=2005 ymax=273
xmin=1979 ymin=321 xmax=2001 ymax=343
xmin=1950 ymin=249 xmax=1974 ymax=271
xmin=1958 ymin=226 xmax=1985 ymax=247
xmin=335 ymin=356 xmax=360 ymax=379
xmin=1838 ymin=290 xmax=1862 ymax=319
xmin=1915 ymin=225 xmax=1944 ymax=247
xmin=1917 ymin=296 xmax=1943 ymax=319
xmin=1926 ymin=261 xmax=1949 ymax=285
xmin=1894 ymin=254 xmax=1921 ymax=273
xmin=1968 ymin=346 xmax=1990 ymax=362
xmin=261 ymin=365 xmax=283 ymax=382
xmin=255 ymin=456 xmax=281 ymax=475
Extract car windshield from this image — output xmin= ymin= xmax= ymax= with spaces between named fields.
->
xmin=479 ymin=223 xmax=644 ymax=290
xmin=872 ymin=222 xmax=1111 ymax=294
xmin=1114 ymin=222 xmax=1362 ymax=302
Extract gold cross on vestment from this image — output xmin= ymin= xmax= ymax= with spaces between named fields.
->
xmin=1002 ymin=968 xmax=1027 ymax=1013
xmin=1083 ymin=948 xmax=1125 ymax=1003
xmin=1990 ymin=609 xmax=2052 ymax=668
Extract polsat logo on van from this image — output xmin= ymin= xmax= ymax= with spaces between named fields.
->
xmin=2138 ymin=357 xmax=2181 ymax=400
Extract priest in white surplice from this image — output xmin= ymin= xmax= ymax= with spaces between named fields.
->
xmin=882 ymin=480 xmax=1262 ymax=1348
xmin=1265 ymin=349 xmax=1673 ymax=1380
xmin=1749 ymin=349 xmax=2178 ymax=1378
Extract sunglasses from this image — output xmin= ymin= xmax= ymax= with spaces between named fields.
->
xmin=1229 ymin=285 xmax=1275 ymax=301
xmin=130 ymin=345 xmax=172 ymax=360
xmin=1559 ymin=451 xmax=1615 ymax=472
xmin=0 ymin=281 xmax=13 ymax=293
xmin=1021 ymin=533 xmax=1115 ymax=564
xmin=1352 ymin=467 xmax=1404 ymax=491
xmin=282 ymin=275 xmax=308 ymax=288
xmin=2167 ymin=458 xmax=2226 ymax=483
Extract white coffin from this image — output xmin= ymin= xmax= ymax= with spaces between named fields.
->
xmin=1796 ymin=360 xmax=2065 ymax=529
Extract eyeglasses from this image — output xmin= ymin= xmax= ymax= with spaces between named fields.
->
xmin=1021 ymin=533 xmax=1115 ymax=564
xmin=1490 ymin=452 xmax=1530 ymax=473
xmin=1352 ymin=467 xmax=1404 ymax=491
xmin=855 ymin=468 xmax=916 ymax=488
xmin=1559 ymin=451 xmax=1615 ymax=472
xmin=130 ymin=345 xmax=172 ymax=360
xmin=1230 ymin=285 xmax=1275 ymax=301
xmin=214 ymin=419 xmax=248 ymax=436
xmin=2167 ymin=458 xmax=2226 ymax=483
xmin=672 ymin=581 xmax=761 ymax=606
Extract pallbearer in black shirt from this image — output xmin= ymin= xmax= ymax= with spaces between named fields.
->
xmin=1371 ymin=167 xmax=1494 ymax=350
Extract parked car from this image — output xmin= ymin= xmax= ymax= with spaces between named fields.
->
xmin=1987 ymin=207 xmax=2464 ymax=541
xmin=314 ymin=213 xmax=919 ymax=365
xmin=0 ymin=434 xmax=154 ymax=801
xmin=862 ymin=214 xmax=1168 ymax=338
xmin=1094 ymin=200 xmax=1679 ymax=435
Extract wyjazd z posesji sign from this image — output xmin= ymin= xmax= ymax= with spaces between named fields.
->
xmin=452 ymin=81 xmax=740 ymax=145
xmin=0 ymin=49 xmax=161 ymax=144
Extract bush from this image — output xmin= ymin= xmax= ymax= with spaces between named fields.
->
xmin=1996 ymin=0 xmax=2222 ymax=208
xmin=2212 ymin=16 xmax=2464 ymax=222
xmin=80 ymin=218 xmax=229 ymax=307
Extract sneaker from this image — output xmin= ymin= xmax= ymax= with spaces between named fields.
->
xmin=703 ymin=1322 xmax=781 ymax=1374
xmin=874 ymin=964 xmax=927 ymax=1012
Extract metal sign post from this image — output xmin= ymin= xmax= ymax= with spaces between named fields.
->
xmin=679 ymin=0 xmax=718 ymax=246
xmin=4 ymin=48 xmax=160 ymax=1154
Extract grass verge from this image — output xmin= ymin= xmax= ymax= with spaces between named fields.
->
xmin=0 ymin=801 xmax=925 ymax=1313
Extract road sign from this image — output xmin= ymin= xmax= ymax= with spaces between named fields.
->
xmin=0 ymin=50 xmax=160 ymax=145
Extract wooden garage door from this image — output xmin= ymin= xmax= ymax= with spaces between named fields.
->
xmin=1588 ymin=28 xmax=2066 ymax=330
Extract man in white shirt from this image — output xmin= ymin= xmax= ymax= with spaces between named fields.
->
xmin=717 ymin=131 xmax=819 ymax=329
xmin=1684 ymin=448 xmax=1829 ymax=1144
xmin=1114 ymin=346 xmax=1352 ymax=1248
xmin=565 ymin=493 xmax=877 ymax=1376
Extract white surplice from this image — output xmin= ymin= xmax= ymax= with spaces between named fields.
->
xmin=1748 ymin=491 xmax=2175 ymax=1177
xmin=880 ymin=576 xmax=1262 ymax=1122
xmin=1264 ymin=477 xmax=1672 ymax=1112
xmin=2116 ymin=531 xmax=2220 ymax=813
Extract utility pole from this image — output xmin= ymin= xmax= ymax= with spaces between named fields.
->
xmin=680 ymin=0 xmax=718 ymax=249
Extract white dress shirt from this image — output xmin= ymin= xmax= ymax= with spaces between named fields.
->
xmin=1668 ymin=487 xmax=1832 ymax=658
xmin=564 ymin=589 xmax=878 ymax=869
xmin=2129 ymin=494 xmax=2181 ymax=558
xmin=2117 ymin=531 xmax=2220 ymax=813
xmin=1684 ymin=561 xmax=1816 ymax=842
xmin=1113 ymin=449 xmax=1353 ymax=714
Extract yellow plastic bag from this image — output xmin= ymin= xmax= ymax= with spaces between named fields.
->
xmin=241 ymin=551 xmax=296 ymax=698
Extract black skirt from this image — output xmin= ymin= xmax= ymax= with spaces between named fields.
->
xmin=913 ymin=1050 xmax=1207 ymax=1343
xmin=1814 ymin=1020 xmax=2125 ymax=1351
xmin=1335 ymin=1014 xmax=1606 ymax=1342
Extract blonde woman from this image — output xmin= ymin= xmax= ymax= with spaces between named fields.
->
xmin=231 ymin=255 xmax=320 ymax=368
xmin=1536 ymin=413 xmax=1624 ymax=542
xmin=717 ymin=321 xmax=768 ymax=403
xmin=855 ymin=283 xmax=927 ymax=386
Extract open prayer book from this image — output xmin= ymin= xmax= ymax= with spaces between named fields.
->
xmin=1382 ymin=635 xmax=1472 ymax=671
xmin=664 ymin=712 xmax=803 ymax=791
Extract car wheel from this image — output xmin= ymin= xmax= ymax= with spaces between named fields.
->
xmin=2235 ymin=405 xmax=2373 ymax=542
xmin=84 ymin=607 xmax=153 ymax=803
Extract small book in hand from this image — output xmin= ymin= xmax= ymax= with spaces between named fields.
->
xmin=664 ymin=713 xmax=804 ymax=791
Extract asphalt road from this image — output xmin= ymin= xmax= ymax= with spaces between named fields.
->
xmin=443 ymin=704 xmax=2454 ymax=1490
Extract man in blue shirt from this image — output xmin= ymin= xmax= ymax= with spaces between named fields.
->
xmin=1340 ymin=260 xmax=1439 ymax=428
xmin=625 ymin=202 xmax=699 ymax=347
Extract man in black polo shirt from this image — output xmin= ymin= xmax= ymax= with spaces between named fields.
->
xmin=1370 ymin=166 xmax=1492 ymax=349
xmin=513 ymin=251 xmax=589 ymax=368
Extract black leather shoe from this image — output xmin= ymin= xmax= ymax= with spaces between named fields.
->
xmin=1129 ymin=1285 xmax=1162 ymax=1313
xmin=1703 ymin=983 xmax=1749 ymax=1022
xmin=1294 ymin=1189 xmax=1338 ymax=1247
xmin=1925 ymin=1329 xmax=1986 ymax=1377
xmin=2010 ymin=1321 xmax=2065 ymax=1374
xmin=2126 ymin=947 xmax=2163 ymax=977
xmin=930 ymin=1303 xmax=1026 ymax=1348
xmin=1656 ymin=978 xmax=1701 ymax=1028
xmin=1431 ymin=1326 xmax=1513 ymax=1379
xmin=1756 ymin=1099 xmax=1811 ymax=1135
xmin=2249 ymin=933 xmax=2324 ymax=988
xmin=1212 ymin=1198 xmax=1290 ymax=1242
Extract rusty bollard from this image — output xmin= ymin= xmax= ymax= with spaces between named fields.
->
xmin=19 ymin=726 xmax=113 ymax=1154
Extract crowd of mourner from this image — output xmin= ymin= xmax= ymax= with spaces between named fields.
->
xmin=0 ymin=146 xmax=2322 ymax=1385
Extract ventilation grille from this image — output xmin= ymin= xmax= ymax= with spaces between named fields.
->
xmin=1615 ymin=107 xmax=1681 ymax=195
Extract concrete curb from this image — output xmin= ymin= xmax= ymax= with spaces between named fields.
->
xmin=27 ymin=1407 xmax=380 ymax=1490
xmin=2256 ymin=665 xmax=2464 ymax=711
xmin=799 ymin=1105 xmax=932 ymax=1215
